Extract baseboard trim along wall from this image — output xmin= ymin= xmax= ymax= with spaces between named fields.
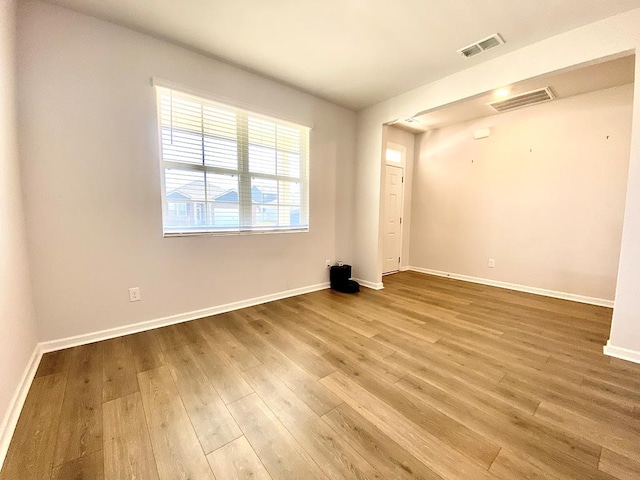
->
xmin=603 ymin=340 xmax=640 ymax=365
xmin=406 ymin=266 xmax=614 ymax=308
xmin=353 ymin=278 xmax=384 ymax=290
xmin=39 ymin=282 xmax=331 ymax=353
xmin=16 ymin=276 xmax=388 ymax=360
xmin=0 ymin=344 xmax=43 ymax=471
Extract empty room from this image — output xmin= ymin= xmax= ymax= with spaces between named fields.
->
xmin=2 ymin=1 xmax=640 ymax=479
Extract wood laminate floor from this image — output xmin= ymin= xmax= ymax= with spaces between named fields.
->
xmin=2 ymin=271 xmax=640 ymax=479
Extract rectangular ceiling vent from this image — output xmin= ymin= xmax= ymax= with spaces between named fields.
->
xmin=488 ymin=87 xmax=555 ymax=113
xmin=457 ymin=34 xmax=504 ymax=58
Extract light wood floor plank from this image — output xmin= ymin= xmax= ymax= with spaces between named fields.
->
xmin=488 ymin=447 xmax=563 ymax=480
xmin=51 ymin=450 xmax=104 ymax=480
xmin=53 ymin=343 xmax=104 ymax=466
xmin=152 ymin=324 xmax=193 ymax=353
xmin=322 ymin=348 xmax=406 ymax=384
xmin=436 ymin=334 xmax=551 ymax=372
xmin=396 ymin=373 xmax=609 ymax=479
xmin=248 ymin=318 xmax=336 ymax=378
xmin=383 ymin=337 xmax=506 ymax=387
xmin=323 ymin=351 xmax=501 ymax=469
xmin=198 ymin=315 xmax=262 ymax=371
xmin=293 ymin=311 xmax=398 ymax=362
xmin=138 ymin=366 xmax=215 ymax=480
xmin=258 ymin=302 xmax=333 ymax=356
xmin=609 ymin=357 xmax=640 ymax=374
xmin=103 ymin=393 xmax=159 ymax=480
xmin=173 ymin=319 xmax=208 ymax=345
xmin=534 ymin=400 xmax=640 ymax=464
xmin=322 ymin=403 xmax=443 ymax=480
xmin=35 ymin=348 xmax=73 ymax=378
xmin=599 ymin=447 xmax=640 ymax=480
xmin=227 ymin=393 xmax=328 ymax=480
xmin=207 ymin=436 xmax=273 ymax=480
xmin=321 ymin=371 xmax=496 ymax=480
xmin=294 ymin=297 xmax=381 ymax=338
xmin=0 ymin=373 xmax=66 ymax=480
xmin=187 ymin=336 xmax=254 ymax=404
xmin=127 ymin=330 xmax=166 ymax=373
xmin=165 ymin=344 xmax=243 ymax=453
xmin=582 ymin=376 xmax=640 ymax=406
xmin=242 ymin=364 xmax=382 ymax=480
xmin=500 ymin=373 xmax=638 ymax=424
xmin=547 ymin=355 xmax=640 ymax=392
xmin=102 ymin=336 xmax=138 ymax=403
xmin=222 ymin=314 xmax=342 ymax=415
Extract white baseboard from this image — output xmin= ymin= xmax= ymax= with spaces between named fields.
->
xmin=406 ymin=266 xmax=614 ymax=308
xmin=353 ymin=278 xmax=384 ymax=290
xmin=0 ymin=344 xmax=42 ymax=471
xmin=603 ymin=340 xmax=640 ymax=364
xmin=39 ymin=282 xmax=330 ymax=353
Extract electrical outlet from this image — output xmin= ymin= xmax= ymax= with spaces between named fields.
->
xmin=488 ymin=258 xmax=495 ymax=268
xmin=326 ymin=259 xmax=331 ymax=268
xmin=129 ymin=287 xmax=141 ymax=302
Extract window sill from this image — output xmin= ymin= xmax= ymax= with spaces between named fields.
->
xmin=163 ymin=227 xmax=309 ymax=238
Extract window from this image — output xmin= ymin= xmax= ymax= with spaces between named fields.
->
xmin=156 ymin=86 xmax=310 ymax=235
xmin=385 ymin=142 xmax=406 ymax=167
xmin=386 ymin=147 xmax=402 ymax=164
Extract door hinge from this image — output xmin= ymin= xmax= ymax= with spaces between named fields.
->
xmin=400 ymin=217 xmax=402 ymax=224
xmin=398 ymin=257 xmax=401 ymax=263
xmin=402 ymin=176 xmax=404 ymax=183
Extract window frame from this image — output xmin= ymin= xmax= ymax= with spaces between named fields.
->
xmin=155 ymin=84 xmax=310 ymax=237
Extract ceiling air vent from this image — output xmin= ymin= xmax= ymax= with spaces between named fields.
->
xmin=488 ymin=87 xmax=555 ymax=113
xmin=457 ymin=34 xmax=504 ymax=58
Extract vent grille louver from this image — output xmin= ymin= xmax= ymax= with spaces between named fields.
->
xmin=488 ymin=87 xmax=555 ymax=113
xmin=478 ymin=36 xmax=501 ymax=50
xmin=461 ymin=45 xmax=483 ymax=58
xmin=457 ymin=34 xmax=504 ymax=58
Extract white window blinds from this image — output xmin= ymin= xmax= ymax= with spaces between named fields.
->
xmin=156 ymin=86 xmax=310 ymax=236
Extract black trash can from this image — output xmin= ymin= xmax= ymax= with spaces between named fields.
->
xmin=330 ymin=264 xmax=360 ymax=293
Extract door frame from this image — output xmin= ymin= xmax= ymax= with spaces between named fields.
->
xmin=382 ymin=142 xmax=407 ymax=275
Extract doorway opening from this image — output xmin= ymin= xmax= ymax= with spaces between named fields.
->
xmin=382 ymin=142 xmax=406 ymax=275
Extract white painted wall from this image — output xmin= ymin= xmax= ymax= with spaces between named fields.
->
xmin=609 ymin=57 xmax=640 ymax=353
xmin=0 ymin=0 xmax=38 ymax=464
xmin=385 ymin=126 xmax=415 ymax=270
xmin=354 ymin=8 xmax=640 ymax=357
xmin=410 ymin=85 xmax=632 ymax=302
xmin=17 ymin=1 xmax=356 ymax=342
xmin=352 ymin=113 xmax=386 ymax=286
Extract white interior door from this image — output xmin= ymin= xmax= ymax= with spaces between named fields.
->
xmin=383 ymin=164 xmax=403 ymax=274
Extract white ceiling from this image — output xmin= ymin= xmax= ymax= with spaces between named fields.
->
xmin=393 ymin=54 xmax=636 ymax=132
xmin=43 ymin=0 xmax=640 ymax=110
